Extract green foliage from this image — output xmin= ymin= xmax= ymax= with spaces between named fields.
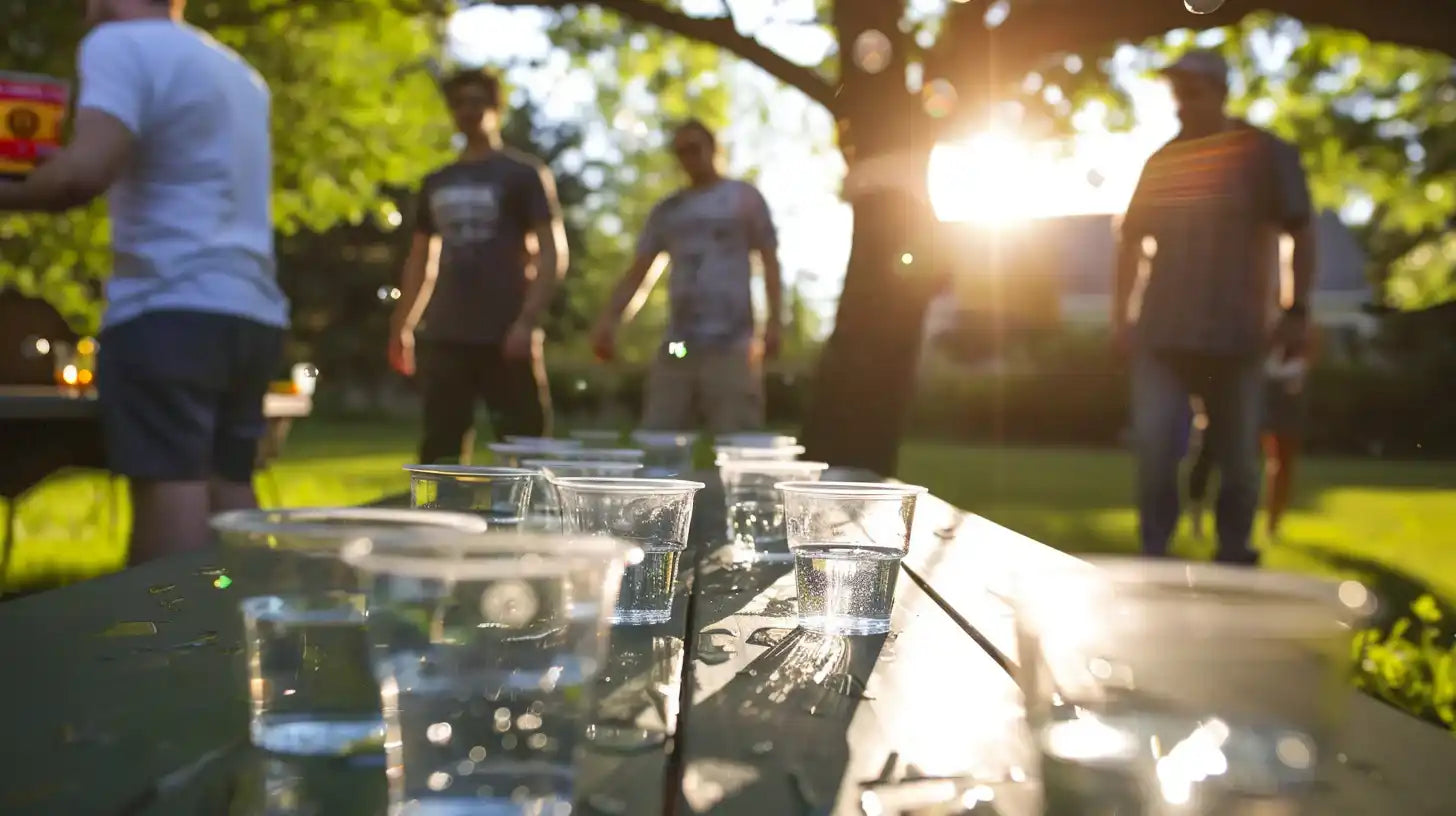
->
xmin=1116 ymin=16 xmax=1456 ymax=309
xmin=0 ymin=0 xmax=453 ymax=332
xmin=1354 ymin=595 xmax=1456 ymax=731
xmin=532 ymin=5 xmax=733 ymax=363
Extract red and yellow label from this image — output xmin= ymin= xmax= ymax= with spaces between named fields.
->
xmin=0 ymin=72 xmax=69 ymax=176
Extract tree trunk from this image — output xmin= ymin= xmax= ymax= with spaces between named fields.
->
xmin=798 ymin=0 xmax=944 ymax=475
xmin=800 ymin=182 xmax=943 ymax=475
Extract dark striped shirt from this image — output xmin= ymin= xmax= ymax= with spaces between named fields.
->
xmin=1122 ymin=123 xmax=1312 ymax=355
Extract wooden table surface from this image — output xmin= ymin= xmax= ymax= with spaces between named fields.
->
xmin=0 ymin=385 xmax=313 ymax=420
xmin=0 ymin=469 xmax=1449 ymax=816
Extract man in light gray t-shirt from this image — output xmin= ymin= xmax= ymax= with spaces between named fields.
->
xmin=0 ymin=0 xmax=289 ymax=565
xmin=591 ymin=120 xmax=782 ymax=433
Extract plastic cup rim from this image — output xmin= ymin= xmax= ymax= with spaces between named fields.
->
xmin=774 ymin=480 xmax=928 ymax=498
xmin=552 ymin=476 xmax=706 ymax=493
xmin=502 ymin=435 xmax=583 ymax=448
xmin=210 ymin=506 xmax=489 ymax=540
xmin=341 ymin=531 xmax=638 ymax=579
xmin=719 ymin=460 xmax=830 ymax=475
xmin=403 ymin=464 xmax=537 ymax=479
xmin=1012 ymin=555 xmax=1377 ymax=628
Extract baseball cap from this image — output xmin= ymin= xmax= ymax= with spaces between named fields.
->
xmin=1163 ymin=50 xmax=1229 ymax=87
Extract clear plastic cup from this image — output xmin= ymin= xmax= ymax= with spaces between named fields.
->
xmin=714 ymin=444 xmax=806 ymax=463
xmin=631 ymin=430 xmax=699 ymax=477
xmin=210 ymin=507 xmax=487 ymax=756
xmin=540 ymin=447 xmax=646 ymax=464
xmin=776 ymin=481 xmax=927 ymax=635
xmin=719 ymin=460 xmax=830 ymax=558
xmin=487 ymin=442 xmax=572 ymax=468
xmin=519 ymin=459 xmax=647 ymax=533
xmin=1011 ymin=559 xmax=1376 ymax=816
xmin=342 ymin=532 xmax=634 ymax=816
xmin=404 ymin=465 xmax=536 ymax=528
xmin=569 ymin=429 xmax=625 ymax=448
xmin=503 ymin=436 xmax=583 ymax=454
xmin=716 ymin=432 xmax=798 ymax=448
xmin=552 ymin=477 xmax=705 ymax=626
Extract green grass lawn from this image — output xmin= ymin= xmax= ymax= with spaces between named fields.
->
xmin=10 ymin=418 xmax=1454 ymax=601
xmin=6 ymin=418 xmax=1455 ymax=726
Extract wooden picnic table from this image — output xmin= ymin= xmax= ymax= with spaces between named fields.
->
xmin=0 ymin=469 xmax=1450 ymax=815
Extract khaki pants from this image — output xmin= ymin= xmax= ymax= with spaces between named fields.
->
xmin=641 ymin=344 xmax=764 ymax=433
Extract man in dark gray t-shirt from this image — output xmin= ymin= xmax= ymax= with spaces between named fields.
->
xmin=389 ymin=68 xmax=567 ymax=464
xmin=1114 ymin=50 xmax=1316 ymax=565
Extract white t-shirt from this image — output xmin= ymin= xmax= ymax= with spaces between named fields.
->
xmin=77 ymin=20 xmax=288 ymax=329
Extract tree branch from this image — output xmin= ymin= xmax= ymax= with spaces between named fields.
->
xmin=929 ymin=0 xmax=1456 ymax=99
xmin=475 ymin=0 xmax=839 ymax=112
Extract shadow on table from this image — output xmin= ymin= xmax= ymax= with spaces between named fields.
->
xmin=677 ymin=626 xmax=888 ymax=814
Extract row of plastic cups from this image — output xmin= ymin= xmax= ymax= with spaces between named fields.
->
xmin=213 ymin=509 xmax=665 ymax=809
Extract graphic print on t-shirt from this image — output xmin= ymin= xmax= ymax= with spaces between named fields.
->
xmin=431 ymin=183 xmax=502 ymax=245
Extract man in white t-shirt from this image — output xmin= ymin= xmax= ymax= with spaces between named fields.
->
xmin=0 ymin=0 xmax=289 ymax=565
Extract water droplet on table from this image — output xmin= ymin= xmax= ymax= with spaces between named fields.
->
xmin=750 ymin=740 xmax=774 ymax=755
xmin=746 ymin=627 xmax=793 ymax=648
xmin=196 ymin=567 xmax=226 ymax=576
xmin=148 ymin=584 xmax=176 ymax=595
xmin=169 ymin=631 xmax=219 ymax=651
xmin=97 ymin=621 xmax=157 ymax=637
xmin=697 ymin=629 xmax=738 ymax=665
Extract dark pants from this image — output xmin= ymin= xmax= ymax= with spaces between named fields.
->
xmin=417 ymin=339 xmax=550 ymax=465
xmin=1133 ymin=350 xmax=1263 ymax=564
xmin=97 ymin=310 xmax=284 ymax=482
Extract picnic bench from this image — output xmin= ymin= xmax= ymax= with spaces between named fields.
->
xmin=0 ymin=385 xmax=313 ymax=589
xmin=0 ymin=470 xmax=1450 ymax=815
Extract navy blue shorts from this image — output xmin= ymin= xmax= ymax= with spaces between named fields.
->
xmin=97 ymin=310 xmax=284 ymax=483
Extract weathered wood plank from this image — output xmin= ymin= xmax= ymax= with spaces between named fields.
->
xmin=677 ymin=541 xmax=1037 ymax=815
xmin=902 ymin=492 xmax=1456 ymax=815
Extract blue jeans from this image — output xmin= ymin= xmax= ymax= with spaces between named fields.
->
xmin=1132 ymin=350 xmax=1264 ymax=564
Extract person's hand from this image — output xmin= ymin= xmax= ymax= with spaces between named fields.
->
xmin=590 ymin=319 xmax=617 ymax=362
xmin=1272 ymin=311 xmax=1310 ymax=360
xmin=503 ymin=322 xmax=534 ymax=360
xmin=762 ymin=322 xmax=782 ymax=361
xmin=388 ymin=328 xmax=415 ymax=377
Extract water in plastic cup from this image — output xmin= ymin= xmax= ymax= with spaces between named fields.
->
xmin=553 ymin=477 xmax=705 ymax=626
xmin=343 ymin=532 xmax=633 ymax=816
xmin=1011 ymin=560 xmax=1375 ymax=816
xmin=405 ymin=465 xmax=536 ymax=528
xmin=631 ymin=430 xmax=698 ymax=477
xmin=210 ymin=507 xmax=488 ymax=756
xmin=714 ymin=444 xmax=806 ymax=464
xmin=777 ymin=481 xmax=927 ymax=636
xmin=719 ymin=460 xmax=829 ymax=558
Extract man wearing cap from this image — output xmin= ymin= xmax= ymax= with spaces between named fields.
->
xmin=1113 ymin=49 xmax=1315 ymax=565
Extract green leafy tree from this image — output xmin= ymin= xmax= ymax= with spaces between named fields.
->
xmin=457 ymin=0 xmax=1456 ymax=473
xmin=0 ymin=0 xmax=451 ymax=332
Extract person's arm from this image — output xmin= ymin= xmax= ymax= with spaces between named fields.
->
xmin=390 ymin=231 xmax=441 ymax=338
xmin=1273 ymin=138 xmax=1316 ymax=356
xmin=745 ymin=183 xmax=783 ymax=357
xmin=0 ymin=30 xmax=140 ymax=212
xmin=513 ymin=164 xmax=568 ymax=331
xmin=1113 ymin=164 xmax=1153 ymax=347
xmin=591 ymin=207 xmax=666 ymax=361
